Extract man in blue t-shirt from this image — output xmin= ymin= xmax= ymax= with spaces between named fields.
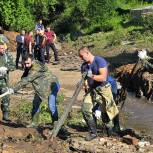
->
xmin=79 ymin=46 xmax=119 ymax=141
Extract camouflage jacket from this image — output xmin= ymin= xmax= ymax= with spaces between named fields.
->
xmin=0 ymin=49 xmax=15 ymax=82
xmin=13 ymin=61 xmax=59 ymax=101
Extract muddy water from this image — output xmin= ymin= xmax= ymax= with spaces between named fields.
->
xmin=121 ymin=93 xmax=153 ymax=136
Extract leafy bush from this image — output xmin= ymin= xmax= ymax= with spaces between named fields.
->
xmin=142 ymin=14 xmax=153 ymax=32
xmin=0 ymin=0 xmax=34 ymax=31
xmin=0 ymin=0 xmax=152 ymax=35
xmin=106 ymin=28 xmax=126 ymax=46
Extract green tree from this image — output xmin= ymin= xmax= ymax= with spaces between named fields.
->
xmin=85 ymin=0 xmax=117 ymax=33
xmin=0 ymin=0 xmax=16 ymax=28
xmin=13 ymin=0 xmax=34 ymax=31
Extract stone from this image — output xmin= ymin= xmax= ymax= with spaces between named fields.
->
xmin=122 ymin=135 xmax=139 ymax=145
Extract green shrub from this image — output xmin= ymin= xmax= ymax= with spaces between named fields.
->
xmin=106 ymin=28 xmax=125 ymax=46
xmin=10 ymin=92 xmax=65 ymax=124
xmin=142 ymin=14 xmax=153 ymax=32
xmin=129 ymin=30 xmax=143 ymax=41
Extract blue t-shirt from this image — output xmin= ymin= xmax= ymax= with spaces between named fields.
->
xmin=107 ymin=76 xmax=117 ymax=95
xmin=35 ymin=24 xmax=44 ymax=30
xmin=81 ymin=56 xmax=108 ymax=88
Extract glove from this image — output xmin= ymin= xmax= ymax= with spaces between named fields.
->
xmin=116 ymin=81 xmax=122 ymax=90
xmin=0 ymin=66 xmax=8 ymax=76
xmin=8 ymin=88 xmax=14 ymax=94
xmin=138 ymin=49 xmax=148 ymax=60
xmin=87 ymin=69 xmax=93 ymax=78
xmin=95 ymin=109 xmax=101 ymax=120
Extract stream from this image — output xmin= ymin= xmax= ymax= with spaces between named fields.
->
xmin=121 ymin=92 xmax=153 ymax=137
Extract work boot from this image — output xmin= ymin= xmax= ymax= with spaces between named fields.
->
xmin=113 ymin=115 xmax=121 ymax=134
xmin=107 ymin=127 xmax=119 ymax=137
xmin=85 ymin=119 xmax=97 ymax=141
xmin=26 ymin=112 xmax=39 ymax=128
xmin=52 ymin=60 xmax=59 ymax=65
xmin=106 ymin=124 xmax=120 ymax=137
xmin=105 ymin=120 xmax=118 ymax=136
xmin=2 ymin=111 xmax=11 ymax=122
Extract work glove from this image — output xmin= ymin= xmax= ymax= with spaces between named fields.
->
xmin=87 ymin=69 xmax=93 ymax=78
xmin=0 ymin=67 xmax=8 ymax=76
xmin=7 ymin=88 xmax=14 ymax=94
xmin=116 ymin=81 xmax=122 ymax=90
xmin=95 ymin=109 xmax=101 ymax=120
xmin=138 ymin=49 xmax=148 ymax=60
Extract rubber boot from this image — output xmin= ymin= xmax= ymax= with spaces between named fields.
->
xmin=113 ymin=115 xmax=120 ymax=134
xmin=85 ymin=119 xmax=98 ymax=141
xmin=26 ymin=112 xmax=39 ymax=128
xmin=2 ymin=111 xmax=11 ymax=122
xmin=106 ymin=120 xmax=119 ymax=137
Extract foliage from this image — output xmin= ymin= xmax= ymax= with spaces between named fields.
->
xmin=106 ymin=27 xmax=126 ymax=46
xmin=10 ymin=92 xmax=65 ymax=124
xmin=0 ymin=0 xmax=34 ymax=31
xmin=0 ymin=0 xmax=153 ymax=35
xmin=57 ymin=92 xmax=65 ymax=104
xmin=142 ymin=14 xmax=153 ymax=32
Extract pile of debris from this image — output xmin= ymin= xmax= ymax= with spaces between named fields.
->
xmin=115 ymin=55 xmax=153 ymax=100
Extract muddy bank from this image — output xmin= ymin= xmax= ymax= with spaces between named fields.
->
xmin=1 ymin=122 xmax=153 ymax=153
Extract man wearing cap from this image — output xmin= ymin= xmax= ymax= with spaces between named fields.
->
xmin=35 ymin=19 xmax=44 ymax=31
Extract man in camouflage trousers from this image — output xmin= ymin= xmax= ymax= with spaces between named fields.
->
xmin=7 ymin=54 xmax=60 ymax=127
xmin=0 ymin=41 xmax=15 ymax=121
xmin=79 ymin=46 xmax=119 ymax=141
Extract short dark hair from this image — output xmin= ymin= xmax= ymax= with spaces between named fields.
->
xmin=22 ymin=53 xmax=33 ymax=61
xmin=78 ymin=46 xmax=89 ymax=54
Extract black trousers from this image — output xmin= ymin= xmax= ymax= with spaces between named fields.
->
xmin=37 ymin=48 xmax=45 ymax=65
xmin=16 ymin=46 xmax=24 ymax=68
xmin=46 ymin=43 xmax=59 ymax=61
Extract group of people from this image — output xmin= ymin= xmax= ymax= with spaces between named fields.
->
xmin=0 ymin=24 xmax=126 ymax=141
xmin=0 ymin=28 xmax=60 ymax=127
xmin=15 ymin=19 xmax=59 ymax=69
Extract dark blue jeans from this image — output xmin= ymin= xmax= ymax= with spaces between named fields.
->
xmin=48 ymin=82 xmax=60 ymax=122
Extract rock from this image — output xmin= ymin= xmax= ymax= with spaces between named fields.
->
xmin=122 ymin=135 xmax=139 ymax=145
xmin=138 ymin=140 xmax=150 ymax=148
xmin=70 ymin=136 xmax=138 ymax=153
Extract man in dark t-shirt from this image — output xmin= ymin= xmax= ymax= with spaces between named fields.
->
xmin=79 ymin=46 xmax=119 ymax=141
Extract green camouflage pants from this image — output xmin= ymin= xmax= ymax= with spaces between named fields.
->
xmin=81 ymin=83 xmax=119 ymax=128
xmin=0 ymin=79 xmax=10 ymax=112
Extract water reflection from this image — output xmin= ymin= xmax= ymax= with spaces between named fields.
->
xmin=120 ymin=92 xmax=153 ymax=136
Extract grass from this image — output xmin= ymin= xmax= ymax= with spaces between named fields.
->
xmin=117 ymin=0 xmax=153 ymax=10
xmin=10 ymin=92 xmax=66 ymax=124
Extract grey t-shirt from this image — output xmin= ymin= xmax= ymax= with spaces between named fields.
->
xmin=0 ymin=34 xmax=9 ymax=43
